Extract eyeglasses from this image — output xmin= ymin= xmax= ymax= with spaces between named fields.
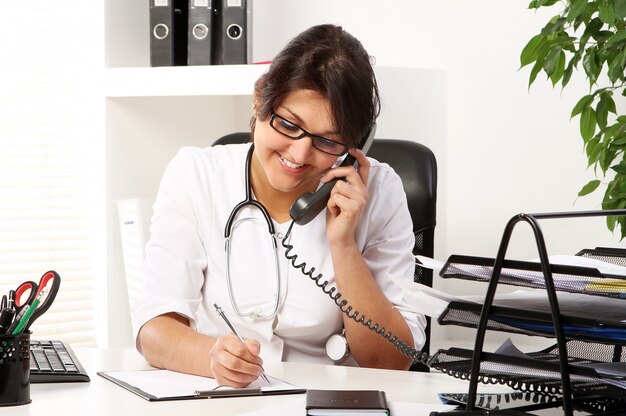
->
xmin=269 ymin=112 xmax=349 ymax=156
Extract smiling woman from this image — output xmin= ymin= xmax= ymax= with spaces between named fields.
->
xmin=134 ymin=24 xmax=425 ymax=389
xmin=0 ymin=2 xmax=103 ymax=345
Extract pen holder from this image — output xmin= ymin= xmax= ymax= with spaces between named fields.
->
xmin=0 ymin=331 xmax=31 ymax=406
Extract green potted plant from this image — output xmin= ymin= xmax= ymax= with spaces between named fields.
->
xmin=520 ymin=0 xmax=626 ymax=239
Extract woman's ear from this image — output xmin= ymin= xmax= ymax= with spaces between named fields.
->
xmin=252 ymin=95 xmax=261 ymax=116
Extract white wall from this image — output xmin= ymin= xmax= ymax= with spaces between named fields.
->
xmin=249 ymin=0 xmax=624 ymax=348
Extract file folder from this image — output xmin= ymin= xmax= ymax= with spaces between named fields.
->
xmin=149 ymin=0 xmax=188 ymax=67
xmin=187 ymin=0 xmax=213 ymax=65
xmin=212 ymin=0 xmax=248 ymax=65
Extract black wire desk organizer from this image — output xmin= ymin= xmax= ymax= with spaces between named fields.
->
xmin=427 ymin=209 xmax=626 ymax=416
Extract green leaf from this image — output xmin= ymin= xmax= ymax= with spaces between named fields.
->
xmin=583 ymin=48 xmax=600 ymax=85
xmin=603 ymin=91 xmax=616 ymax=113
xmin=562 ymin=50 xmax=583 ymax=89
xmin=529 ymin=56 xmax=545 ymax=88
xmin=550 ymin=50 xmax=566 ymax=85
xmin=604 ymin=123 xmax=622 ymax=146
xmin=600 ymin=147 xmax=617 ymax=173
xmin=597 ymin=97 xmax=608 ymax=130
xmin=520 ymin=34 xmax=547 ymax=68
xmin=571 ymin=94 xmax=594 ymax=118
xmin=585 ymin=137 xmax=602 ymax=166
xmin=562 ymin=61 xmax=574 ymax=88
xmin=567 ymin=0 xmax=589 ymax=22
xmin=578 ymin=179 xmax=601 ymax=196
xmin=580 ymin=18 xmax=603 ymax=50
xmin=543 ymin=47 xmax=562 ymax=77
xmin=611 ymin=134 xmax=626 ymax=146
xmin=606 ymin=29 xmax=626 ymax=48
xmin=608 ymin=49 xmax=626 ymax=84
xmin=580 ymin=107 xmax=597 ymax=141
xmin=594 ymin=30 xmax=616 ymax=43
xmin=598 ymin=1 xmax=616 ymax=25
xmin=583 ymin=17 xmax=604 ymax=37
xmin=541 ymin=16 xmax=566 ymax=36
xmin=607 ymin=215 xmax=617 ymax=232
xmin=617 ymin=0 xmax=626 ymax=19
xmin=611 ymin=161 xmax=626 ymax=175
xmin=529 ymin=0 xmax=560 ymax=8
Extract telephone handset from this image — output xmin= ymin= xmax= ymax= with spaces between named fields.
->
xmin=289 ymin=123 xmax=377 ymax=225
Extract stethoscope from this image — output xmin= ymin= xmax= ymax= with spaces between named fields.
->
xmin=224 ymin=144 xmax=349 ymax=361
xmin=224 ymin=144 xmax=281 ymax=320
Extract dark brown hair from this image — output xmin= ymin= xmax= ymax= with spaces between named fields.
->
xmin=252 ymin=24 xmax=380 ymax=148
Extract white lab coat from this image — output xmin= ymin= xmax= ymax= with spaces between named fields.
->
xmin=133 ymin=143 xmax=426 ymax=365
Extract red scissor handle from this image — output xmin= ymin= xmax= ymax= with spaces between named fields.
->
xmin=15 ymin=281 xmax=37 ymax=309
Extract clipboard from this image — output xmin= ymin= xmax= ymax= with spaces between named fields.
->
xmin=98 ymin=369 xmax=305 ymax=401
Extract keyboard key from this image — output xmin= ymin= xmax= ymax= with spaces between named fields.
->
xmin=44 ymin=349 xmax=65 ymax=371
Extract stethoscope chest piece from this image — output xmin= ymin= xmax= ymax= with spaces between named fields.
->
xmin=325 ymin=329 xmax=349 ymax=362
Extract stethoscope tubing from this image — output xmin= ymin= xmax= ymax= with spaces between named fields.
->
xmin=223 ymin=144 xmax=282 ymax=320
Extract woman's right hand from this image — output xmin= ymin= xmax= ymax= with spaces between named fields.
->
xmin=208 ymin=334 xmax=265 ymax=387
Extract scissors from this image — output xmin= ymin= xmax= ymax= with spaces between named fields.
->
xmin=14 ymin=270 xmax=61 ymax=330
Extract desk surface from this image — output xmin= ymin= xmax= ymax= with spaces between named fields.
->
xmin=12 ymin=347 xmax=511 ymax=416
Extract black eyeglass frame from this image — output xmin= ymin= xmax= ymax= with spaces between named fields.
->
xmin=269 ymin=112 xmax=350 ymax=156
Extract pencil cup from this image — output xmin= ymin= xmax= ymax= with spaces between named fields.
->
xmin=0 ymin=331 xmax=31 ymax=406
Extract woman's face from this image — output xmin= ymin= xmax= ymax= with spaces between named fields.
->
xmin=252 ymin=89 xmax=346 ymax=195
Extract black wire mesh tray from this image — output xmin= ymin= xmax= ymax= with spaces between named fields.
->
xmin=429 ymin=341 xmax=626 ymax=399
xmin=440 ymin=251 xmax=626 ymax=300
xmin=438 ymin=300 xmax=626 ymax=346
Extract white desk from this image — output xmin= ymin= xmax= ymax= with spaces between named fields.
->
xmin=11 ymin=348 xmax=511 ymax=416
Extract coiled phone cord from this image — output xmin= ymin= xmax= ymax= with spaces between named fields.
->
xmin=281 ymin=220 xmax=430 ymax=366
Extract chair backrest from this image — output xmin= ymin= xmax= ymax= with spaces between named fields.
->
xmin=213 ymin=134 xmax=438 ymax=371
xmin=367 ymin=139 xmax=437 ymax=372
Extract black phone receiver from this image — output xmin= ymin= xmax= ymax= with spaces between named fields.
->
xmin=289 ymin=123 xmax=377 ymax=225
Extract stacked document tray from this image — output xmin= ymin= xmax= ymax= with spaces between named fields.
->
xmin=427 ymin=209 xmax=626 ymax=416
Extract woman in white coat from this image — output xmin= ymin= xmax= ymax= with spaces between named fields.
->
xmin=134 ymin=24 xmax=426 ymax=388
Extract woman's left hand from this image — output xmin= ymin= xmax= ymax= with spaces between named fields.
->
xmin=322 ymin=148 xmax=370 ymax=245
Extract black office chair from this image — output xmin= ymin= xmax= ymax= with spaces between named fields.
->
xmin=213 ymin=133 xmax=438 ymax=372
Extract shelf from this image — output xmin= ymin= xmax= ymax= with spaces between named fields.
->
xmin=105 ymin=64 xmax=270 ymax=98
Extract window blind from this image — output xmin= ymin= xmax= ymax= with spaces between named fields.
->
xmin=0 ymin=3 xmax=102 ymax=345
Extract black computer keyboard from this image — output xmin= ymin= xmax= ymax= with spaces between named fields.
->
xmin=30 ymin=340 xmax=90 ymax=383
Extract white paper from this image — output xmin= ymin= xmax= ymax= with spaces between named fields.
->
xmin=535 ymin=255 xmax=626 ymax=277
xmin=390 ymin=273 xmax=480 ymax=319
xmin=415 ymin=255 xmax=445 ymax=273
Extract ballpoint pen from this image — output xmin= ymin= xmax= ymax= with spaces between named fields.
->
xmin=213 ymin=303 xmax=271 ymax=385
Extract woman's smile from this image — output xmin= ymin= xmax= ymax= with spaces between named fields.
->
xmin=278 ymin=153 xmax=306 ymax=172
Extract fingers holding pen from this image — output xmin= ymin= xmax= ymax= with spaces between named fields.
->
xmin=209 ymin=334 xmax=265 ymax=388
